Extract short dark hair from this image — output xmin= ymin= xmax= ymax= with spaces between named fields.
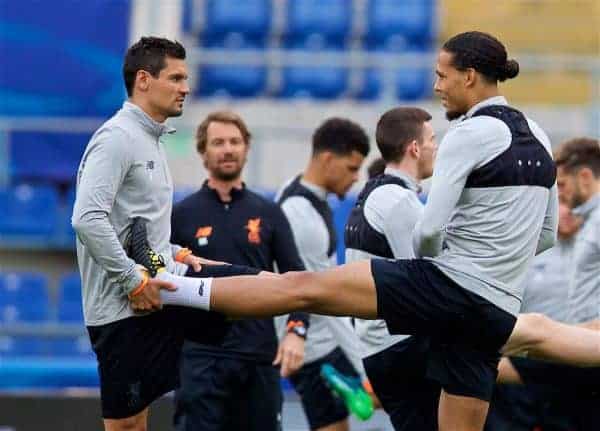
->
xmin=123 ymin=36 xmax=186 ymax=96
xmin=375 ymin=107 xmax=432 ymax=163
xmin=442 ymin=31 xmax=519 ymax=83
xmin=367 ymin=157 xmax=386 ymax=179
xmin=195 ymin=111 xmax=252 ymax=154
xmin=555 ymin=137 xmax=600 ymax=177
xmin=312 ymin=118 xmax=370 ymax=158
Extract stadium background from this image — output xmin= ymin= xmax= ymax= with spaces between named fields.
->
xmin=0 ymin=0 xmax=598 ymax=429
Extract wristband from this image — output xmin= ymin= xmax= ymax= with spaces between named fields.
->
xmin=286 ymin=320 xmax=307 ymax=339
xmin=129 ymin=271 xmax=149 ymax=298
xmin=175 ymin=248 xmax=193 ymax=263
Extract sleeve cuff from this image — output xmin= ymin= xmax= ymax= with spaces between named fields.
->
xmin=175 ymin=247 xmax=192 ymax=263
xmin=122 ymin=265 xmax=147 ymax=296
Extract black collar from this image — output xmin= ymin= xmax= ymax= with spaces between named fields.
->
xmin=201 ymin=180 xmax=247 ymax=203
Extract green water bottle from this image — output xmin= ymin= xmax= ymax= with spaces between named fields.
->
xmin=320 ymin=363 xmax=374 ymax=421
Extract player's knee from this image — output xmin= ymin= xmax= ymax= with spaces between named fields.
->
xmin=520 ymin=312 xmax=551 ymax=347
xmin=281 ymin=271 xmax=323 ymax=309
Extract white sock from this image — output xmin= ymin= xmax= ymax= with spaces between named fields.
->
xmin=156 ymin=272 xmax=212 ymax=311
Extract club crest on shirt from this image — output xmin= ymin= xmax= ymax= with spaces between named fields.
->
xmin=246 ymin=218 xmax=261 ymax=244
xmin=195 ymin=226 xmax=213 ymax=246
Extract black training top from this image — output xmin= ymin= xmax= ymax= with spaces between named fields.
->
xmin=171 ymin=181 xmax=307 ymax=362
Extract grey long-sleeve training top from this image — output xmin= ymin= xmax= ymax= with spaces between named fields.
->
xmin=413 ymin=96 xmax=558 ymax=317
xmin=72 ymin=101 xmax=187 ymax=326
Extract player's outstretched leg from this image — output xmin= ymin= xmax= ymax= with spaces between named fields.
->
xmin=502 ymin=313 xmax=600 ymax=367
xmin=209 ymin=262 xmax=379 ymax=319
xmin=126 ymin=217 xmax=379 ymax=318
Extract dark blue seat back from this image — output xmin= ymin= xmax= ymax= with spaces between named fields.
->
xmin=285 ymin=0 xmax=352 ymax=49
xmin=204 ymin=0 xmax=272 ymax=46
xmin=0 ymin=185 xmax=59 ymax=237
xmin=366 ymin=0 xmax=435 ymax=50
xmin=0 ymin=272 xmax=49 ymax=323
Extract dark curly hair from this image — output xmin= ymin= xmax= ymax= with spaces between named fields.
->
xmin=442 ymin=31 xmax=519 ymax=83
xmin=312 ymin=118 xmax=370 ymax=158
xmin=123 ymin=36 xmax=186 ymax=96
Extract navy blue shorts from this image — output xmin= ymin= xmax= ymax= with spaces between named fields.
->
xmin=364 ymin=336 xmax=440 ymax=431
xmin=88 ymin=264 xmax=258 ymax=419
xmin=290 ymin=347 xmax=359 ymax=429
xmin=88 ymin=308 xmax=184 ymax=419
xmin=511 ymin=357 xmax=600 ymax=429
xmin=511 ymin=356 xmax=600 ymax=393
xmin=372 ymin=258 xmax=517 ymax=401
xmin=174 ymin=347 xmax=282 ymax=431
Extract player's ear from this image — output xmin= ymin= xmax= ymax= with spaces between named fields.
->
xmin=136 ymin=70 xmax=151 ymax=93
xmin=464 ymin=67 xmax=477 ymax=88
xmin=319 ymin=151 xmax=335 ymax=167
xmin=407 ymin=140 xmax=419 ymax=159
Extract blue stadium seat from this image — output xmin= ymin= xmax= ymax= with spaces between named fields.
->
xmin=0 ymin=184 xmax=59 ymax=237
xmin=57 ymin=273 xmax=83 ymax=323
xmin=395 ymin=67 xmax=432 ymax=100
xmin=366 ymin=0 xmax=435 ymax=50
xmin=280 ymin=65 xmax=349 ymax=99
xmin=285 ymin=0 xmax=352 ymax=49
xmin=56 ymin=184 xmax=78 ymax=248
xmin=0 ymin=336 xmax=48 ymax=357
xmin=50 ymin=336 xmax=94 ymax=359
xmin=0 ymin=272 xmax=49 ymax=323
xmin=197 ymin=62 xmax=268 ymax=98
xmin=356 ymin=67 xmax=432 ymax=101
xmin=203 ymin=0 xmax=272 ymax=46
xmin=182 ymin=0 xmax=194 ymax=34
xmin=9 ymin=131 xmax=90 ymax=184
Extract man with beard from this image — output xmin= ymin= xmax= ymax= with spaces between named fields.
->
xmin=170 ymin=111 xmax=309 ymax=431
xmin=493 ymin=137 xmax=600 ymax=431
xmin=487 ymin=202 xmax=581 ymax=431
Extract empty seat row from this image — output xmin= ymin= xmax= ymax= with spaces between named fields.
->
xmin=9 ymin=131 xmax=90 ymax=184
xmin=0 ymin=183 xmax=75 ymax=245
xmin=0 ymin=272 xmax=83 ymax=323
xmin=0 ymin=272 xmax=91 ymax=358
xmin=198 ymin=65 xmax=433 ymax=100
xmin=188 ymin=0 xmax=436 ymax=50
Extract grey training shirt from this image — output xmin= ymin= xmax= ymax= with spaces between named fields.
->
xmin=346 ymin=167 xmax=423 ymax=358
xmin=72 ymin=101 xmax=187 ymax=326
xmin=413 ymin=96 xmax=558 ymax=316
xmin=277 ymin=178 xmax=365 ymax=376
xmin=520 ymin=236 xmax=575 ymax=322
xmin=567 ymin=193 xmax=600 ymax=324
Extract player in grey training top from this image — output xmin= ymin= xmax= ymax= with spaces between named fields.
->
xmin=488 ymin=202 xmax=581 ymax=431
xmin=520 ymin=203 xmax=579 ymax=321
xmin=128 ymin=33 xmax=600 ymax=431
xmin=345 ymin=106 xmax=440 ymax=430
xmin=276 ymin=118 xmax=371 ymax=431
xmin=556 ymin=138 xmax=600 ymax=325
xmin=493 ymin=137 xmax=600 ymax=431
xmin=72 ymin=37 xmax=208 ymax=430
